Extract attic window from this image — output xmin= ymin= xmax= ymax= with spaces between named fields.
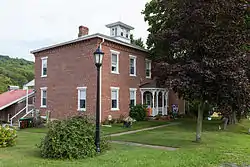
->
xmin=126 ymin=30 xmax=129 ymax=38
xmin=121 ymin=28 xmax=124 ymax=36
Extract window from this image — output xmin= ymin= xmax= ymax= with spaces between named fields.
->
xmin=126 ymin=30 xmax=129 ymax=38
xmin=145 ymin=59 xmax=152 ymax=78
xmin=129 ymin=55 xmax=136 ymax=76
xmin=112 ymin=28 xmax=115 ymax=36
xmin=129 ymin=88 xmax=137 ymax=107
xmin=145 ymin=93 xmax=151 ymax=106
xmin=121 ymin=28 xmax=124 ymax=36
xmin=77 ymin=87 xmax=87 ymax=111
xmin=111 ymin=50 xmax=120 ymax=74
xmin=40 ymin=87 xmax=47 ymax=107
xmin=111 ymin=87 xmax=119 ymax=110
xmin=41 ymin=57 xmax=48 ymax=77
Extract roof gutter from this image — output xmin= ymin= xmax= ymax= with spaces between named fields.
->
xmin=30 ymin=33 xmax=148 ymax=54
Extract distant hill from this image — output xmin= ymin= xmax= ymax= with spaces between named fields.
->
xmin=0 ymin=55 xmax=34 ymax=93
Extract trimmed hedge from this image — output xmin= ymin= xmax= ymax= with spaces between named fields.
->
xmin=38 ymin=116 xmax=110 ymax=159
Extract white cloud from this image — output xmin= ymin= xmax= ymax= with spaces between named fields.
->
xmin=0 ymin=0 xmax=149 ymax=61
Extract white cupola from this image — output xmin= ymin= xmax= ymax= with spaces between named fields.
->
xmin=106 ymin=21 xmax=134 ymax=43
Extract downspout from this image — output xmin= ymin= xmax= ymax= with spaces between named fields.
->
xmin=99 ymin=38 xmax=105 ymax=123
xmin=99 ymin=38 xmax=105 ymax=49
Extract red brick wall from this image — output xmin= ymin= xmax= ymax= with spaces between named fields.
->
xmin=34 ymin=38 xmax=99 ymax=119
xmin=34 ymin=37 xmax=185 ymax=121
xmin=99 ymin=40 xmax=152 ymax=121
xmin=168 ymin=89 xmax=185 ymax=114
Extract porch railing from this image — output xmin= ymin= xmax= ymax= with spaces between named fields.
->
xmin=10 ymin=107 xmax=26 ymax=126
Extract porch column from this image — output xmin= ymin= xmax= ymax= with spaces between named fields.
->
xmin=162 ymin=91 xmax=165 ymax=115
xmin=152 ymin=91 xmax=155 ymax=116
xmin=140 ymin=90 xmax=144 ymax=105
xmin=165 ymin=91 xmax=168 ymax=115
xmin=156 ymin=91 xmax=159 ymax=115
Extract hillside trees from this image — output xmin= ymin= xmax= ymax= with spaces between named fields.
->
xmin=0 ymin=55 xmax=34 ymax=93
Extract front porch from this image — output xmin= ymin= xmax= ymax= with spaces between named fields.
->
xmin=140 ymin=88 xmax=168 ymax=117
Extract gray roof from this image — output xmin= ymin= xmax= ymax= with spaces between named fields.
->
xmin=30 ymin=33 xmax=147 ymax=54
xmin=23 ymin=79 xmax=35 ymax=87
xmin=105 ymin=21 xmax=134 ymax=30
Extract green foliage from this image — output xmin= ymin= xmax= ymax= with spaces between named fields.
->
xmin=188 ymin=100 xmax=213 ymax=118
xmin=0 ymin=55 xmax=34 ymax=93
xmin=0 ymin=125 xmax=17 ymax=148
xmin=129 ymin=104 xmax=147 ymax=121
xmin=130 ymin=34 xmax=145 ymax=49
xmin=38 ymin=116 xmax=110 ymax=159
xmin=143 ymin=0 xmax=249 ymax=141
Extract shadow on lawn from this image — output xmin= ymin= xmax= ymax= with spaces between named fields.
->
xmin=171 ymin=118 xmax=221 ymax=131
xmin=173 ymin=118 xmax=250 ymax=134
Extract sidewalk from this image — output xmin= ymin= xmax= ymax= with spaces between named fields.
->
xmin=108 ymin=122 xmax=180 ymax=151
xmin=111 ymin=140 xmax=178 ymax=151
xmin=109 ymin=122 xmax=180 ymax=137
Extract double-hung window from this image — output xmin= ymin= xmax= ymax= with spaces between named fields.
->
xmin=111 ymin=50 xmax=120 ymax=74
xmin=145 ymin=59 xmax=152 ymax=78
xmin=40 ymin=87 xmax=47 ymax=108
xmin=111 ymin=87 xmax=119 ymax=111
xmin=77 ymin=87 xmax=87 ymax=111
xmin=129 ymin=88 xmax=137 ymax=107
xmin=41 ymin=57 xmax=48 ymax=77
xmin=129 ymin=55 xmax=136 ymax=76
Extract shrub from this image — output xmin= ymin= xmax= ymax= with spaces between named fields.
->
xmin=0 ymin=125 xmax=17 ymax=148
xmin=129 ymin=104 xmax=147 ymax=121
xmin=38 ymin=116 xmax=110 ymax=159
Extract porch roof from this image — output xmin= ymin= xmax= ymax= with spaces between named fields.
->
xmin=0 ymin=89 xmax=34 ymax=110
xmin=139 ymin=80 xmax=166 ymax=89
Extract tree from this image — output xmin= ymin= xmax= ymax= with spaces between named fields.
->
xmin=143 ymin=0 xmax=249 ymax=142
xmin=0 ymin=55 xmax=34 ymax=93
xmin=130 ymin=34 xmax=145 ymax=49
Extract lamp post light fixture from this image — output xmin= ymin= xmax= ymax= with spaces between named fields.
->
xmin=93 ymin=46 xmax=104 ymax=153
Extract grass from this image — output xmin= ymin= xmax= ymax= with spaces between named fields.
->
xmin=112 ymin=118 xmax=250 ymax=166
xmin=20 ymin=120 xmax=170 ymax=135
xmin=101 ymin=120 xmax=169 ymax=134
xmin=0 ymin=118 xmax=250 ymax=167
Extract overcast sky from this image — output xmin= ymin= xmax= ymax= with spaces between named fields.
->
xmin=0 ymin=0 xmax=149 ymax=61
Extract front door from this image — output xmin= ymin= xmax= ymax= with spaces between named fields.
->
xmin=145 ymin=93 xmax=152 ymax=107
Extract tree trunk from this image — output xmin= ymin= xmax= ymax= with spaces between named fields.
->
xmin=196 ymin=102 xmax=204 ymax=142
xmin=232 ymin=111 xmax=237 ymax=124
xmin=223 ymin=117 xmax=229 ymax=130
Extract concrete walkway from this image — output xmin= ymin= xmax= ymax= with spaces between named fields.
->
xmin=111 ymin=140 xmax=178 ymax=151
xmin=109 ymin=122 xmax=180 ymax=137
xmin=108 ymin=122 xmax=180 ymax=151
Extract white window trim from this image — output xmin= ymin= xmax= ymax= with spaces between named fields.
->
xmin=77 ymin=87 xmax=87 ymax=111
xmin=110 ymin=50 xmax=120 ymax=74
xmin=145 ymin=59 xmax=152 ymax=79
xmin=110 ymin=87 xmax=120 ymax=111
xmin=41 ymin=57 xmax=48 ymax=78
xmin=129 ymin=55 xmax=137 ymax=77
xmin=40 ymin=87 xmax=47 ymax=108
xmin=129 ymin=88 xmax=137 ymax=106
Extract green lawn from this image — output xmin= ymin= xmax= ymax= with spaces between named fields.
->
xmin=19 ymin=120 xmax=170 ymax=135
xmin=112 ymin=119 xmax=250 ymax=166
xmin=101 ymin=120 xmax=170 ymax=135
xmin=0 ymin=119 xmax=250 ymax=167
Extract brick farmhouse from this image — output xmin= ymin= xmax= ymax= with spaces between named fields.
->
xmin=31 ymin=21 xmax=185 ymax=122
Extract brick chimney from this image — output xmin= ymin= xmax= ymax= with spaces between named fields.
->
xmin=78 ymin=26 xmax=89 ymax=37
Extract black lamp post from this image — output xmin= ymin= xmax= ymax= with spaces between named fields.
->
xmin=93 ymin=46 xmax=104 ymax=153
